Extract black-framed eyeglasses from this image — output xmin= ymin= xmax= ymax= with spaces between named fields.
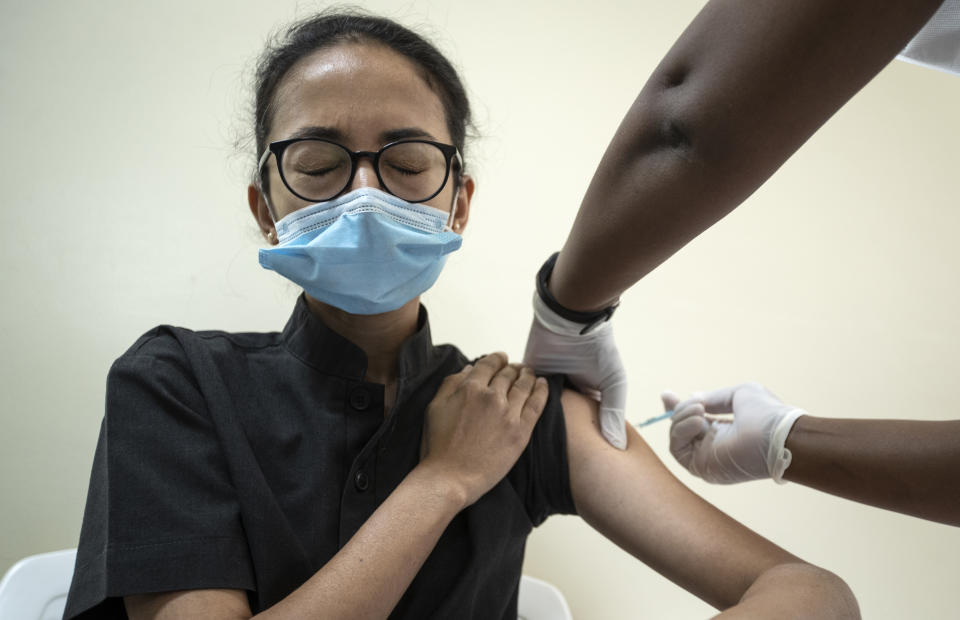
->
xmin=257 ymin=138 xmax=462 ymax=204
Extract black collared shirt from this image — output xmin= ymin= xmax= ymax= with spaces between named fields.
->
xmin=65 ymin=296 xmax=576 ymax=619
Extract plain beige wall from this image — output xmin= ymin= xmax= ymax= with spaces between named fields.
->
xmin=2 ymin=1 xmax=958 ymax=618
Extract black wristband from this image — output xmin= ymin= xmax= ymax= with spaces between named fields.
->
xmin=536 ymin=252 xmax=619 ymax=335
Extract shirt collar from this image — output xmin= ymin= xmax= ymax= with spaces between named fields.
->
xmin=281 ymin=295 xmax=441 ymax=382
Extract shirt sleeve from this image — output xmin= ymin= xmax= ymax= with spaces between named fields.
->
xmin=64 ymin=328 xmax=255 ymax=619
xmin=506 ymin=373 xmax=577 ymax=527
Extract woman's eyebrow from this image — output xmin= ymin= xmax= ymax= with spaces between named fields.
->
xmin=381 ymin=127 xmax=436 ymax=142
xmin=286 ymin=126 xmax=437 ymax=144
xmin=289 ymin=125 xmax=345 ymax=141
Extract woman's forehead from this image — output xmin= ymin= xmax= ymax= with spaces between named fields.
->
xmin=268 ymin=43 xmax=450 ymax=146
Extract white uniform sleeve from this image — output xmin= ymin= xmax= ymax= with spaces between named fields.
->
xmin=897 ymin=0 xmax=960 ymax=76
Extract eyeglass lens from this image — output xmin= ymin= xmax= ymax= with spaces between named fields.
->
xmin=281 ymin=141 xmax=450 ymax=202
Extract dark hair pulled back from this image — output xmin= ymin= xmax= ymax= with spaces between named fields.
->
xmin=252 ymin=9 xmax=472 ymax=182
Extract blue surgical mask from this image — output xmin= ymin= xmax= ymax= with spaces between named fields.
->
xmin=259 ymin=188 xmax=462 ymax=315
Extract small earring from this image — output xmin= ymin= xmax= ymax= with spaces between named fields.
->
xmin=266 ymin=230 xmax=277 ymax=242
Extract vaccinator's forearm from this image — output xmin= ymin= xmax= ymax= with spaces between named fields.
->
xmin=550 ymin=0 xmax=943 ymax=312
xmin=784 ymin=416 xmax=960 ymax=527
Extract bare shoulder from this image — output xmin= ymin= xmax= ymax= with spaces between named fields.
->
xmin=561 ymin=388 xmax=659 ymax=464
xmin=560 ymin=387 xmax=676 ymax=517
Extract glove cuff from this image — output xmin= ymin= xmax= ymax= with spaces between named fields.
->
xmin=767 ymin=408 xmax=807 ymax=484
xmin=532 ymin=292 xmax=599 ymax=337
xmin=536 ymin=252 xmax=619 ymax=335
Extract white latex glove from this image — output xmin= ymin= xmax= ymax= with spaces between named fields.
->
xmin=664 ymin=383 xmax=806 ymax=484
xmin=523 ymin=292 xmax=628 ymax=449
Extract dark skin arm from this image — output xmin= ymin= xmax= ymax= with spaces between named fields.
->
xmin=669 ymin=384 xmax=960 ymax=526
xmin=549 ymin=0 xmax=944 ymax=312
xmin=784 ymin=417 xmax=960 ymax=527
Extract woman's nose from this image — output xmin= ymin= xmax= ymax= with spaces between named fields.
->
xmin=348 ymin=159 xmax=383 ymax=193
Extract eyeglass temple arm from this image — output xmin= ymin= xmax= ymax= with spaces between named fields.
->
xmin=443 ymin=149 xmax=464 ymax=231
xmin=255 ymin=149 xmax=279 ymax=222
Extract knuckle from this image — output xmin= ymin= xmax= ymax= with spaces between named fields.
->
xmin=475 ymin=386 xmax=496 ymax=404
xmin=463 ymin=379 xmax=484 ymax=396
xmin=485 ymin=351 xmax=508 ymax=367
xmin=510 ymin=379 xmax=532 ymax=394
xmin=486 ymin=391 xmax=507 ymax=410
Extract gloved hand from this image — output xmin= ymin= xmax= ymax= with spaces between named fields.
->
xmin=665 ymin=383 xmax=806 ymax=484
xmin=523 ymin=291 xmax=628 ymax=449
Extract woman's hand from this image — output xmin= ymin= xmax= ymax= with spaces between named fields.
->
xmin=420 ymin=352 xmax=549 ymax=507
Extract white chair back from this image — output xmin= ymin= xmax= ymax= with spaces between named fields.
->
xmin=518 ymin=574 xmax=573 ymax=620
xmin=0 ymin=549 xmax=77 ymax=620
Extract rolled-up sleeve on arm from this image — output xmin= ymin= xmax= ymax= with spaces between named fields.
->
xmin=64 ymin=330 xmax=254 ymax=619
xmin=508 ymin=374 xmax=578 ymax=526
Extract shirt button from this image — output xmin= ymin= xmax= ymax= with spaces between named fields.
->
xmin=355 ymin=470 xmax=369 ymax=492
xmin=350 ymin=387 xmax=371 ymax=411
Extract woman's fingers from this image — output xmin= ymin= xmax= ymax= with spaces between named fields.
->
xmin=422 ymin=356 xmax=550 ymax=505
xmin=435 ymin=363 xmax=474 ymax=400
xmin=490 ymin=362 xmax=522 ymax=395
xmin=507 ymin=367 xmax=536 ymax=410
xmin=521 ymin=377 xmax=549 ymax=426
xmin=436 ymin=352 xmax=509 ymax=401
xmin=468 ymin=352 xmax=509 ymax=387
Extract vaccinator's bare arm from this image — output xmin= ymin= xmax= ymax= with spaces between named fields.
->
xmin=550 ymin=0 xmax=944 ymax=311
xmin=784 ymin=417 xmax=960 ymax=527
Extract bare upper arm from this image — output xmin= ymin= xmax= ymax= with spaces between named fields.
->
xmin=561 ymin=388 xmax=800 ymax=609
xmin=550 ymin=0 xmax=945 ymax=308
xmin=627 ymin=0 xmax=944 ymax=174
xmin=124 ymin=589 xmax=251 ymax=620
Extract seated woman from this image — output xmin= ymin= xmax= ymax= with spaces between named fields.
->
xmin=63 ymin=11 xmax=859 ymax=620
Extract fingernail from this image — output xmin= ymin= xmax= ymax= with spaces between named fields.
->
xmin=536 ymin=377 xmax=547 ymax=385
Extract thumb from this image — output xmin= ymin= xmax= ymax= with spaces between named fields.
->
xmin=697 ymin=385 xmax=739 ymax=414
xmin=670 ymin=410 xmax=708 ymax=461
xmin=599 ymin=406 xmax=627 ymax=450
xmin=661 ymin=390 xmax=680 ymax=412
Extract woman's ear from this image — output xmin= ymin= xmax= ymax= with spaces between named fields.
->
xmin=248 ymin=184 xmax=278 ymax=244
xmin=451 ymin=174 xmax=475 ymax=234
